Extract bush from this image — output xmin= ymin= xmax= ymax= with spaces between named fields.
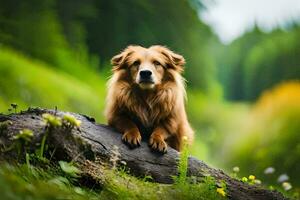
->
xmin=221 ymin=81 xmax=300 ymax=187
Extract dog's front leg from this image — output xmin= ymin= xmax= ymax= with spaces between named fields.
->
xmin=109 ymin=115 xmax=141 ymax=148
xmin=149 ymin=126 xmax=169 ymax=153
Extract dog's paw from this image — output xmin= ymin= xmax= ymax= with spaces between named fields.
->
xmin=149 ymin=134 xmax=167 ymax=153
xmin=122 ymin=129 xmax=142 ymax=148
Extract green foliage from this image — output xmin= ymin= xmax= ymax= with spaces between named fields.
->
xmin=186 ymin=91 xmax=250 ymax=163
xmin=217 ymin=25 xmax=300 ymax=100
xmin=172 ymin=138 xmax=226 ymax=199
xmin=219 ymin=82 xmax=300 ymax=188
xmin=11 ymin=129 xmax=34 ymax=159
xmin=13 ymin=129 xmax=33 ymax=143
xmin=243 ymin=27 xmax=300 ymax=100
xmin=99 ymin=167 xmax=226 ymax=200
xmin=59 ymin=161 xmax=81 ymax=178
xmin=9 ymin=103 xmax=18 ymax=113
xmin=165 ymin=177 xmax=226 ymax=200
xmin=0 ymin=162 xmax=228 ymax=200
xmin=0 ymin=0 xmax=219 ymax=91
xmin=0 ymin=0 xmax=99 ymax=81
xmin=0 ymin=164 xmax=96 ymax=200
xmin=0 ymin=47 xmax=105 ymax=122
xmin=0 ymin=120 xmax=13 ymax=133
xmin=175 ymin=137 xmax=189 ymax=184
xmin=39 ymin=113 xmax=81 ymax=159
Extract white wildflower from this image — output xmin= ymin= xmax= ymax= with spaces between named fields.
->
xmin=277 ymin=174 xmax=289 ymax=183
xmin=233 ymin=166 xmax=240 ymax=173
xmin=254 ymin=179 xmax=262 ymax=185
xmin=264 ymin=167 xmax=275 ymax=174
xmin=282 ymin=182 xmax=292 ymax=191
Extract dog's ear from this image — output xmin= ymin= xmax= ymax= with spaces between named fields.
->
xmin=111 ymin=46 xmax=136 ymax=71
xmin=153 ymin=46 xmax=185 ymax=73
xmin=168 ymin=51 xmax=185 ymax=72
xmin=111 ymin=51 xmax=126 ymax=71
xmin=111 ymin=53 xmax=123 ymax=66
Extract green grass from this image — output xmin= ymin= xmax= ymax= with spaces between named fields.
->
xmin=0 ymin=163 xmax=97 ymax=200
xmin=0 ymin=139 xmax=227 ymax=200
xmin=0 ymin=162 xmax=227 ymax=200
xmin=0 ymin=47 xmax=106 ymax=122
xmin=186 ymin=91 xmax=250 ymax=165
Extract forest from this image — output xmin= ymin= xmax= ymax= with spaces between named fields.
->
xmin=0 ymin=0 xmax=299 ymax=199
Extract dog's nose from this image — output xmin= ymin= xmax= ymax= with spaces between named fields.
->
xmin=140 ymin=70 xmax=152 ymax=79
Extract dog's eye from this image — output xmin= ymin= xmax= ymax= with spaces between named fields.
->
xmin=153 ymin=61 xmax=161 ymax=66
xmin=132 ymin=60 xmax=140 ymax=66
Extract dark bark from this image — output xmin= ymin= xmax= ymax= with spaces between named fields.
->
xmin=0 ymin=108 xmax=286 ymax=200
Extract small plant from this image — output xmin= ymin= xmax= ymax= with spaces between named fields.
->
xmin=202 ymin=176 xmax=227 ymax=198
xmin=175 ymin=136 xmax=189 ymax=185
xmin=8 ymin=103 xmax=18 ymax=113
xmin=42 ymin=113 xmax=62 ymax=127
xmin=39 ymin=113 xmax=63 ymax=158
xmin=242 ymin=177 xmax=248 ymax=182
xmin=59 ymin=161 xmax=81 ymax=178
xmin=110 ymin=145 xmax=121 ymax=170
xmin=241 ymin=174 xmax=262 ymax=185
xmin=13 ymin=129 xmax=34 ymax=170
xmin=231 ymin=166 xmax=240 ymax=178
xmin=13 ymin=129 xmax=34 ymax=142
xmin=0 ymin=120 xmax=12 ymax=135
xmin=62 ymin=114 xmax=81 ymax=129
xmin=248 ymin=175 xmax=255 ymax=183
xmin=40 ymin=113 xmax=81 ymax=159
xmin=216 ymin=187 xmax=226 ymax=197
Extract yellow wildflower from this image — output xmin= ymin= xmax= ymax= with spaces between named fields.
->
xmin=216 ymin=188 xmax=226 ymax=197
xmin=249 ymin=175 xmax=255 ymax=181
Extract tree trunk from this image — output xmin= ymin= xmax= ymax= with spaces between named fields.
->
xmin=0 ymin=108 xmax=286 ymax=200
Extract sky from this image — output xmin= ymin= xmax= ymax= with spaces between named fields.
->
xmin=200 ymin=0 xmax=300 ymax=44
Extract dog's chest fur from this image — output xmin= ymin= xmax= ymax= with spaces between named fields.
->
xmin=123 ymin=87 xmax=175 ymax=128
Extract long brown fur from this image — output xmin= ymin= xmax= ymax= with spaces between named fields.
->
xmin=105 ymin=45 xmax=194 ymax=152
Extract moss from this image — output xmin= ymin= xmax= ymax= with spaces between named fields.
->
xmin=63 ymin=114 xmax=81 ymax=128
xmin=0 ymin=120 xmax=13 ymax=135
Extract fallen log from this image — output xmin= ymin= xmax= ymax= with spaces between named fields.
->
xmin=0 ymin=108 xmax=286 ymax=200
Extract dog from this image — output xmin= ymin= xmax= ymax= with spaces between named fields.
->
xmin=105 ymin=45 xmax=194 ymax=152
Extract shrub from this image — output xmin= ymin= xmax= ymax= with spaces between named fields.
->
xmin=222 ymin=81 xmax=300 ymax=187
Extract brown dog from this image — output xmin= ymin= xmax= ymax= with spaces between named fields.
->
xmin=105 ymin=45 xmax=194 ymax=152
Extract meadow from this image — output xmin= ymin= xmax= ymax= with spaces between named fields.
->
xmin=0 ymin=0 xmax=299 ymax=199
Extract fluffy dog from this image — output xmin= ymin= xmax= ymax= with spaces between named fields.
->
xmin=105 ymin=45 xmax=194 ymax=152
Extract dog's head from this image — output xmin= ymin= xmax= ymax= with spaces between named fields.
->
xmin=111 ymin=45 xmax=185 ymax=90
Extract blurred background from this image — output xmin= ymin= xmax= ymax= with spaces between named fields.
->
xmin=0 ymin=0 xmax=299 ymax=191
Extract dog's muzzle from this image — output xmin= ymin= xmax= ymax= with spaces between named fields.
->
xmin=138 ymin=70 xmax=155 ymax=89
xmin=139 ymin=70 xmax=154 ymax=84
